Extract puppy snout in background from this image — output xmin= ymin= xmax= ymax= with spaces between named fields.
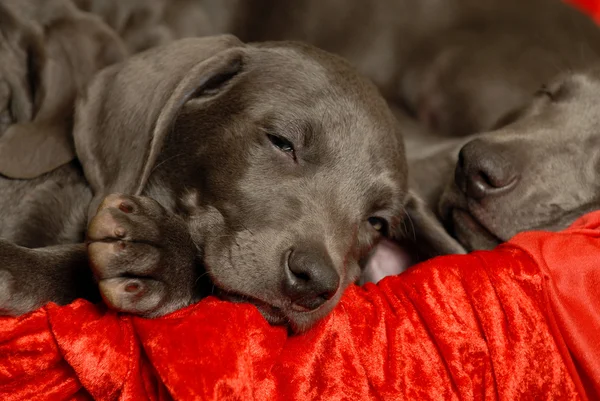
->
xmin=439 ymin=68 xmax=600 ymax=251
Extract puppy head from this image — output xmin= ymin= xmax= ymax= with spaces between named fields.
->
xmin=0 ymin=0 xmax=126 ymax=179
xmin=75 ymin=36 xmax=456 ymax=332
xmin=439 ymin=68 xmax=600 ymax=250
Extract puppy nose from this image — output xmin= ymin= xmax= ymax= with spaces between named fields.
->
xmin=284 ymin=246 xmax=340 ymax=311
xmin=455 ymin=139 xmax=519 ymax=200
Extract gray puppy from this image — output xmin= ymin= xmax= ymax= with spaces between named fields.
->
xmin=0 ymin=36 xmax=461 ymax=332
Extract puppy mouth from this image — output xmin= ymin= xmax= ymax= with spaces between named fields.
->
xmin=448 ymin=208 xmax=502 ymax=251
xmin=217 ymin=291 xmax=288 ymax=325
xmin=439 ymin=184 xmax=504 ymax=251
xmin=215 ymin=288 xmax=340 ymax=332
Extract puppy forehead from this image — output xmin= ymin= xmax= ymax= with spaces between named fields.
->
xmin=246 ymin=47 xmax=401 ymax=144
xmin=251 ymin=46 xmax=330 ymax=82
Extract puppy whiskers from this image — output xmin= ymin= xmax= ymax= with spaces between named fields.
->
xmin=400 ymin=204 xmax=417 ymax=242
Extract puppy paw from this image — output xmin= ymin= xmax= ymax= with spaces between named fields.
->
xmin=87 ymin=194 xmax=199 ymax=317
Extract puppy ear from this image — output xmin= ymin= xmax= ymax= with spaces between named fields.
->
xmin=397 ymin=191 xmax=466 ymax=261
xmin=0 ymin=6 xmax=127 ymax=179
xmin=73 ymin=35 xmax=245 ymax=221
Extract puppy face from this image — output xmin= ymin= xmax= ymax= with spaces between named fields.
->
xmin=156 ymin=45 xmax=408 ymax=331
xmin=439 ymin=68 xmax=600 ymax=250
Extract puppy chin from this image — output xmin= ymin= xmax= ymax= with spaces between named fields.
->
xmin=449 ymin=209 xmax=501 ymax=251
xmin=218 ymin=288 xmax=343 ymax=333
xmin=282 ymin=301 xmax=338 ymax=333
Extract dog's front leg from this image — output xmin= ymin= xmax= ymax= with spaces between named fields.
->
xmin=0 ymin=241 xmax=98 ymax=316
xmin=87 ymin=194 xmax=202 ymax=317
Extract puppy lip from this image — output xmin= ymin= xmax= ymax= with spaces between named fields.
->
xmin=217 ymin=286 xmax=341 ymax=331
xmin=289 ymin=303 xmax=312 ymax=313
xmin=288 ymin=291 xmax=338 ymax=313
xmin=451 ymin=208 xmax=502 ymax=248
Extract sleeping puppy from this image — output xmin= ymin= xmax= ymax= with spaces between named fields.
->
xmin=438 ymin=68 xmax=600 ymax=251
xmin=0 ymin=36 xmax=461 ymax=332
xmin=0 ymin=0 xmax=126 ymax=179
xmin=73 ymin=0 xmax=600 ymax=138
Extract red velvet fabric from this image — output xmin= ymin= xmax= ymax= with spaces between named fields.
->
xmin=1 ymin=212 xmax=600 ymax=400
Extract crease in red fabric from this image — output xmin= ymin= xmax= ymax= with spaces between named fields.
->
xmin=2 ymin=212 xmax=600 ymax=400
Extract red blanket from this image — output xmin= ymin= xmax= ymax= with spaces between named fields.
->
xmin=1 ymin=211 xmax=600 ymax=400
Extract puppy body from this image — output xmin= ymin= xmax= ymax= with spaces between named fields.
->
xmin=0 ymin=0 xmax=127 ymax=179
xmin=72 ymin=0 xmax=600 ymax=137
xmin=212 ymin=0 xmax=600 ymax=137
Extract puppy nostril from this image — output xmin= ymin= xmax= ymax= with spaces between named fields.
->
xmin=118 ymin=201 xmax=134 ymax=214
xmin=479 ymin=171 xmax=495 ymax=188
xmin=292 ymin=271 xmax=310 ymax=282
xmin=318 ymin=290 xmax=335 ymax=301
xmin=476 ymin=171 xmax=494 ymax=189
xmin=467 ymin=173 xmax=493 ymax=200
xmin=458 ymin=151 xmax=466 ymax=169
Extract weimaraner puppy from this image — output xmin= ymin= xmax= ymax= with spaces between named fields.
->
xmin=71 ymin=0 xmax=600 ymax=137
xmin=0 ymin=35 xmax=461 ymax=332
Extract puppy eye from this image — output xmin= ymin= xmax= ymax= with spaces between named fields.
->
xmin=368 ymin=217 xmax=389 ymax=236
xmin=535 ymin=85 xmax=554 ymax=101
xmin=267 ymin=134 xmax=295 ymax=157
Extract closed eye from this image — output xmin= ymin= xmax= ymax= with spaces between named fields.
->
xmin=267 ymin=133 xmax=296 ymax=160
xmin=534 ymin=85 xmax=553 ymax=100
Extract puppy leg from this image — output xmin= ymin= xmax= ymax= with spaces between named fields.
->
xmin=87 ymin=194 xmax=200 ymax=317
xmin=0 ymin=242 xmax=97 ymax=316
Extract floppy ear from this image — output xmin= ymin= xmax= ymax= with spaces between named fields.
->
xmin=398 ymin=191 xmax=466 ymax=260
xmin=0 ymin=6 xmax=127 ymax=179
xmin=73 ymin=35 xmax=245 ymax=222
